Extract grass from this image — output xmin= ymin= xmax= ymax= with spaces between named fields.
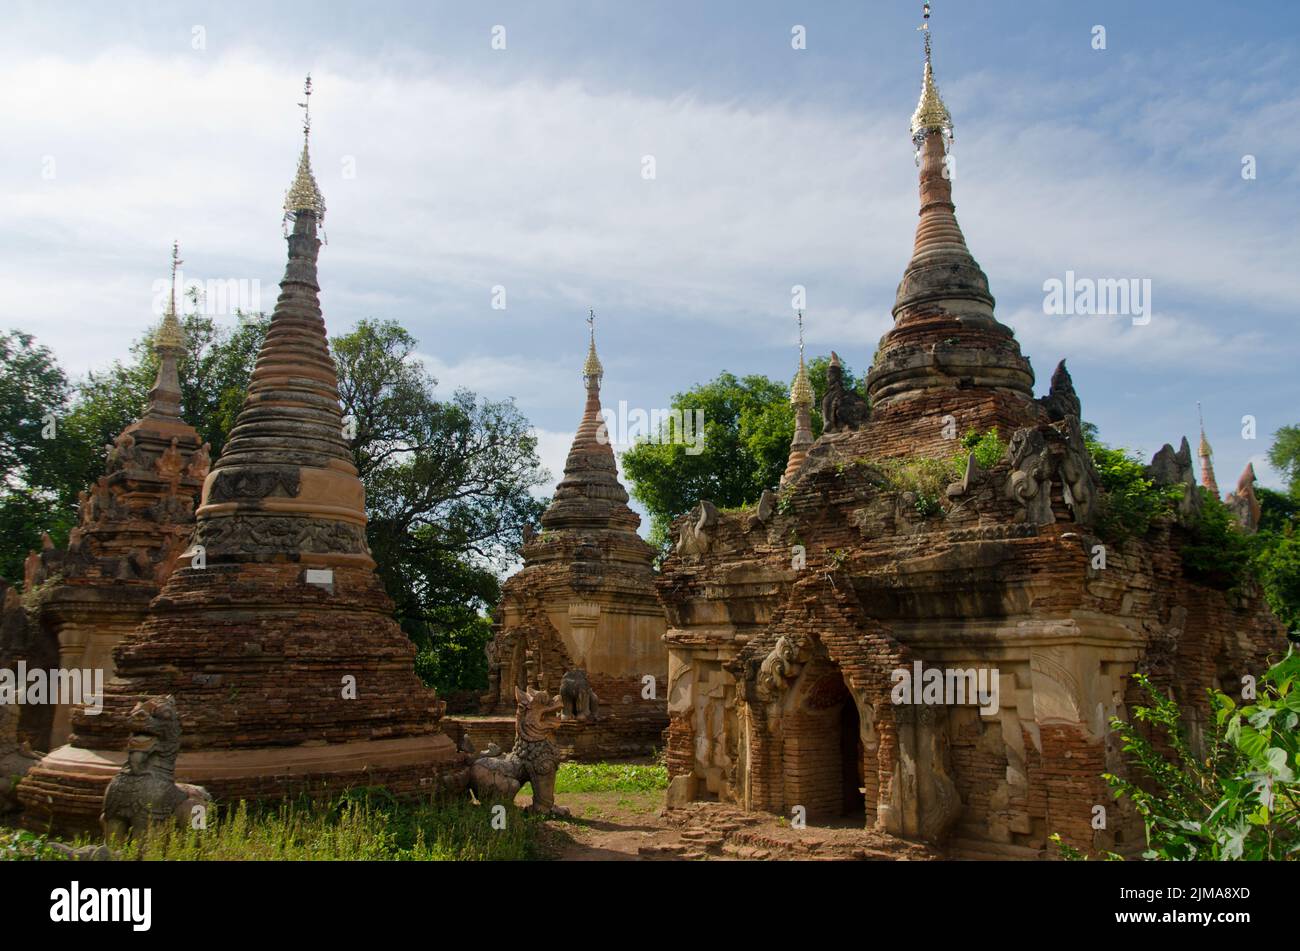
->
xmin=1 ymin=762 xmax=670 ymax=862
xmin=1 ymin=789 xmax=547 ymax=861
xmin=519 ymin=760 xmax=669 ymax=797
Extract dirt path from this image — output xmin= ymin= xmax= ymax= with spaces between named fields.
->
xmin=534 ymin=792 xmax=941 ymax=861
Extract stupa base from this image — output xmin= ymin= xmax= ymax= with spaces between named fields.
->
xmin=18 ymin=732 xmax=461 ymax=837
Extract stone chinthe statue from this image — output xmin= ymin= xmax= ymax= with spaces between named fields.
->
xmin=101 ymin=696 xmax=211 ymax=844
xmin=469 ymin=686 xmax=569 ymax=817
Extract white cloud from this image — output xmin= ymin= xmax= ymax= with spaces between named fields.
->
xmin=0 ymin=42 xmax=1292 ymax=461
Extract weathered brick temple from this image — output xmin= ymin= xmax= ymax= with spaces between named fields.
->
xmin=655 ymin=30 xmax=1287 ymax=857
xmin=2 ymin=250 xmax=209 ymax=752
xmin=451 ymin=321 xmax=668 ymax=759
xmin=20 ymin=95 xmax=458 ymax=832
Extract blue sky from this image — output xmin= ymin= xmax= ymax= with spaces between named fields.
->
xmin=2 ymin=0 xmax=1297 ymax=509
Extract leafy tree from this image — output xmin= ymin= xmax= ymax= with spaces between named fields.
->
xmin=0 ymin=330 xmax=70 ymax=490
xmin=621 ymin=357 xmax=866 ymax=547
xmin=1254 ymin=487 xmax=1300 ymax=637
xmin=331 ymin=319 xmax=548 ymax=694
xmin=1101 ymin=650 xmax=1300 ymax=860
xmin=1269 ymin=425 xmax=1300 ymax=498
xmin=1258 ymin=487 xmax=1300 ymax=534
xmin=0 ymin=331 xmax=74 ymax=581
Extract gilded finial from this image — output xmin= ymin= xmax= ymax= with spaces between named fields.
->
xmin=284 ymin=73 xmax=326 ymax=226
xmin=911 ymin=2 xmax=952 ymax=147
xmin=155 ymin=241 xmax=185 ymax=353
xmin=790 ymin=310 xmax=813 ymax=407
xmin=583 ymin=309 xmax=603 ymax=384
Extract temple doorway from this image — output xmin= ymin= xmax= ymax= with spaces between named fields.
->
xmin=782 ymin=647 xmax=865 ymax=824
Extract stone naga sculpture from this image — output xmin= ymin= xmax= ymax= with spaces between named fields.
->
xmin=0 ymin=701 xmax=41 ymax=814
xmin=676 ymin=500 xmax=719 ymax=559
xmin=101 ymin=695 xmax=212 ymax=843
xmin=559 ymin=668 xmax=600 ymax=722
xmin=469 ymin=686 xmax=569 ymax=817
xmin=756 ymin=635 xmax=805 ymax=701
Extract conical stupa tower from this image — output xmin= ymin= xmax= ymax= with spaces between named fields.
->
xmin=862 ymin=18 xmax=1041 ymax=457
xmin=1198 ymin=404 xmax=1219 ymax=496
xmin=21 ymin=81 xmax=456 ymax=833
xmin=471 ymin=314 xmax=667 ymax=758
xmin=6 ymin=244 xmax=209 ymax=752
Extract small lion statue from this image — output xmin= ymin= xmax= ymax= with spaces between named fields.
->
xmin=469 ymin=686 xmax=569 ymax=817
xmin=101 ymin=695 xmax=211 ymax=844
xmin=0 ymin=701 xmax=41 ymax=814
xmin=560 ymin=668 xmax=599 ymax=722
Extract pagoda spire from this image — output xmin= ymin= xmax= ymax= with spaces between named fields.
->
xmin=893 ymin=2 xmax=996 ymax=329
xmin=143 ymin=241 xmax=187 ymax=421
xmin=1198 ymin=402 xmax=1219 ymax=496
xmin=782 ymin=310 xmax=814 ymax=486
xmin=864 ymin=1 xmax=1034 ymax=435
xmin=541 ymin=311 xmax=640 ymax=533
xmin=196 ymin=75 xmax=367 ymax=563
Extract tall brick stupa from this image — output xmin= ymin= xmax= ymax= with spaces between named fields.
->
xmin=466 ymin=315 xmax=668 ymax=759
xmin=21 ymin=79 xmax=457 ymax=832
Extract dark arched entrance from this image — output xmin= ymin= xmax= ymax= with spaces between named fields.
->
xmin=782 ymin=647 xmax=866 ymax=824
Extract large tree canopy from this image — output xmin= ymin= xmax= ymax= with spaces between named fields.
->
xmin=620 ymin=355 xmax=865 ymax=546
xmin=1268 ymin=424 xmax=1300 ymax=498
xmin=0 ymin=330 xmax=73 ymax=580
xmin=334 ymin=319 xmax=548 ymax=692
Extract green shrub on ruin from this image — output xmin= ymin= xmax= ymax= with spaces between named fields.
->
xmin=960 ymin=427 xmax=1007 ymax=469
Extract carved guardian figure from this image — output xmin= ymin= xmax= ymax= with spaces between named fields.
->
xmin=559 ymin=668 xmax=600 ymax=722
xmin=101 ymin=695 xmax=211 ymax=843
xmin=820 ymin=351 xmax=870 ymax=433
xmin=469 ymin=686 xmax=569 ymax=816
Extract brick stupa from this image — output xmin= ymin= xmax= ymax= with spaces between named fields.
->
xmin=21 ymin=89 xmax=457 ymax=833
xmin=2 ymin=246 xmax=208 ymax=751
xmin=463 ymin=317 xmax=668 ymax=759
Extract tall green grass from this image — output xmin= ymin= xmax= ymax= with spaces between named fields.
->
xmin=2 ymin=790 xmax=546 ymax=861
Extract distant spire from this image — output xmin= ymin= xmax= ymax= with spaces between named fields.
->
xmin=1197 ymin=402 xmax=1219 ymax=496
xmin=156 ymin=240 xmax=185 ymax=352
xmin=143 ymin=241 xmax=186 ymax=420
xmin=284 ymin=74 xmax=326 ymax=231
xmin=790 ymin=310 xmax=813 ymax=407
xmin=583 ymin=309 xmax=603 ymax=386
xmin=782 ymin=310 xmax=814 ymax=486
